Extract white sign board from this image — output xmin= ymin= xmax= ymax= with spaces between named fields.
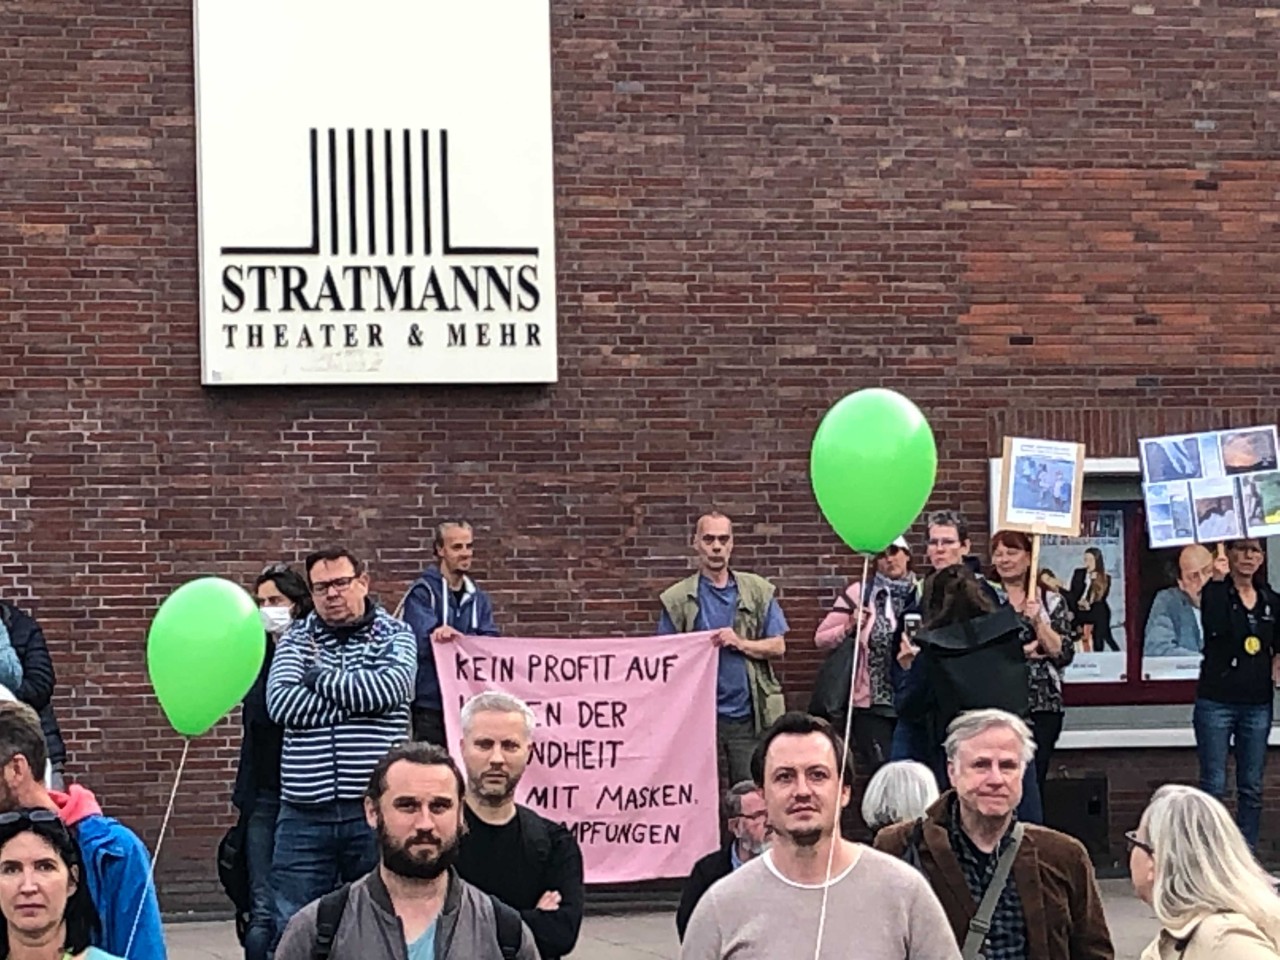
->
xmin=195 ymin=1 xmax=558 ymax=385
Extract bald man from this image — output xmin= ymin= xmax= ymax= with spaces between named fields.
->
xmin=1144 ymin=545 xmax=1220 ymax=657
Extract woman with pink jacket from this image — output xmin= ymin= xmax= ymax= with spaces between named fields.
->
xmin=812 ymin=537 xmax=920 ymax=773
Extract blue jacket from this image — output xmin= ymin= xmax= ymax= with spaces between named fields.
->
xmin=56 ymin=785 xmax=166 ymax=960
xmin=402 ymin=565 xmax=500 ymax=709
xmin=1143 ymin=586 xmax=1203 ymax=657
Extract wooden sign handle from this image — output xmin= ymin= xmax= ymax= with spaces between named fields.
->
xmin=1030 ymin=533 xmax=1043 ymax=594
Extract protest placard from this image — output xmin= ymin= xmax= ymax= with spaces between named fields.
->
xmin=438 ymin=632 xmax=720 ymax=884
xmin=1140 ymin=426 xmax=1280 ymax=547
xmin=996 ymin=437 xmax=1085 ymax=537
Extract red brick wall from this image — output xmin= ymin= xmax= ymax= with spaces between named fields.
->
xmin=1 ymin=1 xmax=1278 ymax=909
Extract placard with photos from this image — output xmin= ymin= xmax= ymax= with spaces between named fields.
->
xmin=1139 ymin=426 xmax=1280 ymax=548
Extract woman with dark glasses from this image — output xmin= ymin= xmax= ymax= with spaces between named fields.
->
xmin=230 ymin=563 xmax=312 ymax=960
xmin=0 ymin=807 xmax=124 ymax=960
xmin=1130 ymin=784 xmax=1280 ymax=959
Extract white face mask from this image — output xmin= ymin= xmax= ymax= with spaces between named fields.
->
xmin=260 ymin=606 xmax=293 ymax=635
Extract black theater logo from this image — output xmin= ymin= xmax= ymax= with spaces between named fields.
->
xmin=218 ymin=128 xmax=545 ymax=352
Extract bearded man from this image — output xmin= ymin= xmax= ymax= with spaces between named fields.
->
xmin=275 ymin=742 xmax=538 ymax=960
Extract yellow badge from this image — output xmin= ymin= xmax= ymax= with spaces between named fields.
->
xmin=1245 ymin=636 xmax=1262 ymax=656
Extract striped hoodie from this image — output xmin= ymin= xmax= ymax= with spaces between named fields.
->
xmin=266 ymin=602 xmax=416 ymax=805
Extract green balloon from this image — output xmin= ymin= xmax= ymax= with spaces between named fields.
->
xmin=810 ymin=389 xmax=938 ymax=554
xmin=147 ymin=577 xmax=265 ymax=737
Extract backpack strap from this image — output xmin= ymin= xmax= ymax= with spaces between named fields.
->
xmin=961 ymin=824 xmax=1025 ymax=960
xmin=311 ymin=883 xmax=352 ymax=960
xmin=900 ymin=817 xmax=927 ymax=873
xmin=515 ymin=805 xmax=553 ymax=864
xmin=488 ymin=893 xmax=523 ymax=960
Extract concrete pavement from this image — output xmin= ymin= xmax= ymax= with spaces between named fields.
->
xmin=165 ymin=878 xmax=1158 ymax=959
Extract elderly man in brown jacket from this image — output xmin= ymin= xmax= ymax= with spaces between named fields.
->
xmin=876 ymin=709 xmax=1113 ymax=960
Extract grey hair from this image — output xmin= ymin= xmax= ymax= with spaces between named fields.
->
xmin=944 ymin=709 xmax=1036 ymax=767
xmin=723 ymin=780 xmax=760 ymax=819
xmin=926 ymin=510 xmax=969 ymax=543
xmin=861 ymin=761 xmax=939 ymax=831
xmin=459 ymin=691 xmax=537 ymax=739
xmin=434 ymin=519 xmax=474 ymax=551
xmin=1144 ymin=784 xmax=1280 ymax=947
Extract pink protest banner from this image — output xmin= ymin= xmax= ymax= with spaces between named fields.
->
xmin=438 ymin=631 xmax=720 ymax=883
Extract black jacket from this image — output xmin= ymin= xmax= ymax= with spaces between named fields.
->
xmin=232 ymin=637 xmax=282 ymax=812
xmin=1198 ymin=579 xmax=1278 ymax=705
xmin=0 ymin=602 xmax=65 ymax=766
xmin=676 ymin=845 xmax=734 ymax=941
xmin=456 ymin=805 xmax=584 ymax=960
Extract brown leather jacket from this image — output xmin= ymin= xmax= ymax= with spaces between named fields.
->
xmin=874 ymin=793 xmax=1114 ymax=960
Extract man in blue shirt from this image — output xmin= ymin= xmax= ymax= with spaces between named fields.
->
xmin=658 ymin=512 xmax=788 ymax=787
xmin=1144 ymin=544 xmax=1221 ymax=658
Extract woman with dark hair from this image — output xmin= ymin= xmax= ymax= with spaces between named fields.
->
xmin=1194 ymin=538 xmax=1278 ymax=851
xmin=894 ymin=563 xmax=1042 ymax=822
xmin=232 ymin=563 xmax=313 ymax=960
xmin=990 ymin=530 xmax=1077 ymax=794
xmin=0 ymin=808 xmax=122 ymax=960
xmin=1070 ymin=547 xmax=1117 ymax=652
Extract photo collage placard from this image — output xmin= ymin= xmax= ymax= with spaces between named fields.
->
xmin=1140 ymin=426 xmax=1280 ymax=548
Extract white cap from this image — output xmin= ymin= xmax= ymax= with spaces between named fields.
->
xmin=890 ymin=536 xmax=909 ymax=550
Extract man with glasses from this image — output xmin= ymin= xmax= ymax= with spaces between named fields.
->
xmin=925 ymin=510 xmax=1000 ymax=605
xmin=267 ymin=546 xmax=417 ymax=945
xmin=659 ymin=512 xmax=788 ymax=787
xmin=675 ymin=781 xmax=768 ymax=941
xmin=1143 ymin=544 xmax=1221 ymax=660
xmin=925 ymin=510 xmax=972 ymax=574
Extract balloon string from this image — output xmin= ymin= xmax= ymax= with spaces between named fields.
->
xmin=813 ymin=552 xmax=868 ymax=960
xmin=124 ymin=737 xmax=190 ymax=960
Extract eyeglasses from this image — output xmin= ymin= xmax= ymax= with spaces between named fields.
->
xmin=928 ymin=538 xmax=959 ymax=548
xmin=738 ymin=810 xmax=767 ymax=822
xmin=260 ymin=562 xmax=291 ymax=577
xmin=1124 ymin=830 xmax=1153 ymax=856
xmin=0 ymin=809 xmax=62 ymax=828
xmin=310 ymin=576 xmax=357 ymax=596
xmin=884 ymin=545 xmax=907 ymax=557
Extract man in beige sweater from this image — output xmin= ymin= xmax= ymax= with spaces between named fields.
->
xmin=680 ymin=713 xmax=960 ymax=960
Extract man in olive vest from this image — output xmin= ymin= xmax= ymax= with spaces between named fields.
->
xmin=658 ymin=512 xmax=788 ymax=787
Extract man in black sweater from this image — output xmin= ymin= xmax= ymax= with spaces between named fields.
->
xmin=455 ymin=692 xmax=584 ymax=960
xmin=675 ymin=780 xmax=768 ymax=940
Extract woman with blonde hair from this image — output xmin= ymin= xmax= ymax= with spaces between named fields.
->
xmin=1130 ymin=783 xmax=1280 ymax=959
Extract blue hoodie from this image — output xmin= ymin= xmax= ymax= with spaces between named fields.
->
xmin=54 ymin=784 xmax=166 ymax=960
xmin=402 ymin=565 xmax=500 ymax=709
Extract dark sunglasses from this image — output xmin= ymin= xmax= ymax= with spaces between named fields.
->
xmin=260 ymin=562 xmax=291 ymax=577
xmin=1124 ymin=830 xmax=1152 ymax=856
xmin=0 ymin=809 xmax=63 ymax=828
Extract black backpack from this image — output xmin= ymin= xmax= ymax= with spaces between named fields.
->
xmin=916 ymin=604 xmax=1029 ymax=731
xmin=216 ymin=818 xmax=252 ymax=945
xmin=806 ymin=586 xmax=862 ymax=723
xmin=311 ymin=882 xmax=523 ymax=960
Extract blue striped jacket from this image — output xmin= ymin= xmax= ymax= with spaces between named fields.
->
xmin=266 ymin=603 xmax=416 ymax=805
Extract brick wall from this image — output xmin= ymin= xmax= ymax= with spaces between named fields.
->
xmin=1 ymin=0 xmax=1278 ymax=910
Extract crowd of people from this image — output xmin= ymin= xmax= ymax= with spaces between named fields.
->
xmin=676 ymin=708 xmax=1280 ymax=959
xmin=0 ymin=505 xmax=1272 ymax=960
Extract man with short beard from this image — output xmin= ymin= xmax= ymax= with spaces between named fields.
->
xmin=455 ymin=693 xmax=584 ymax=960
xmin=275 ymin=742 xmax=538 ymax=960
xmin=680 ymin=712 xmax=958 ymax=960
